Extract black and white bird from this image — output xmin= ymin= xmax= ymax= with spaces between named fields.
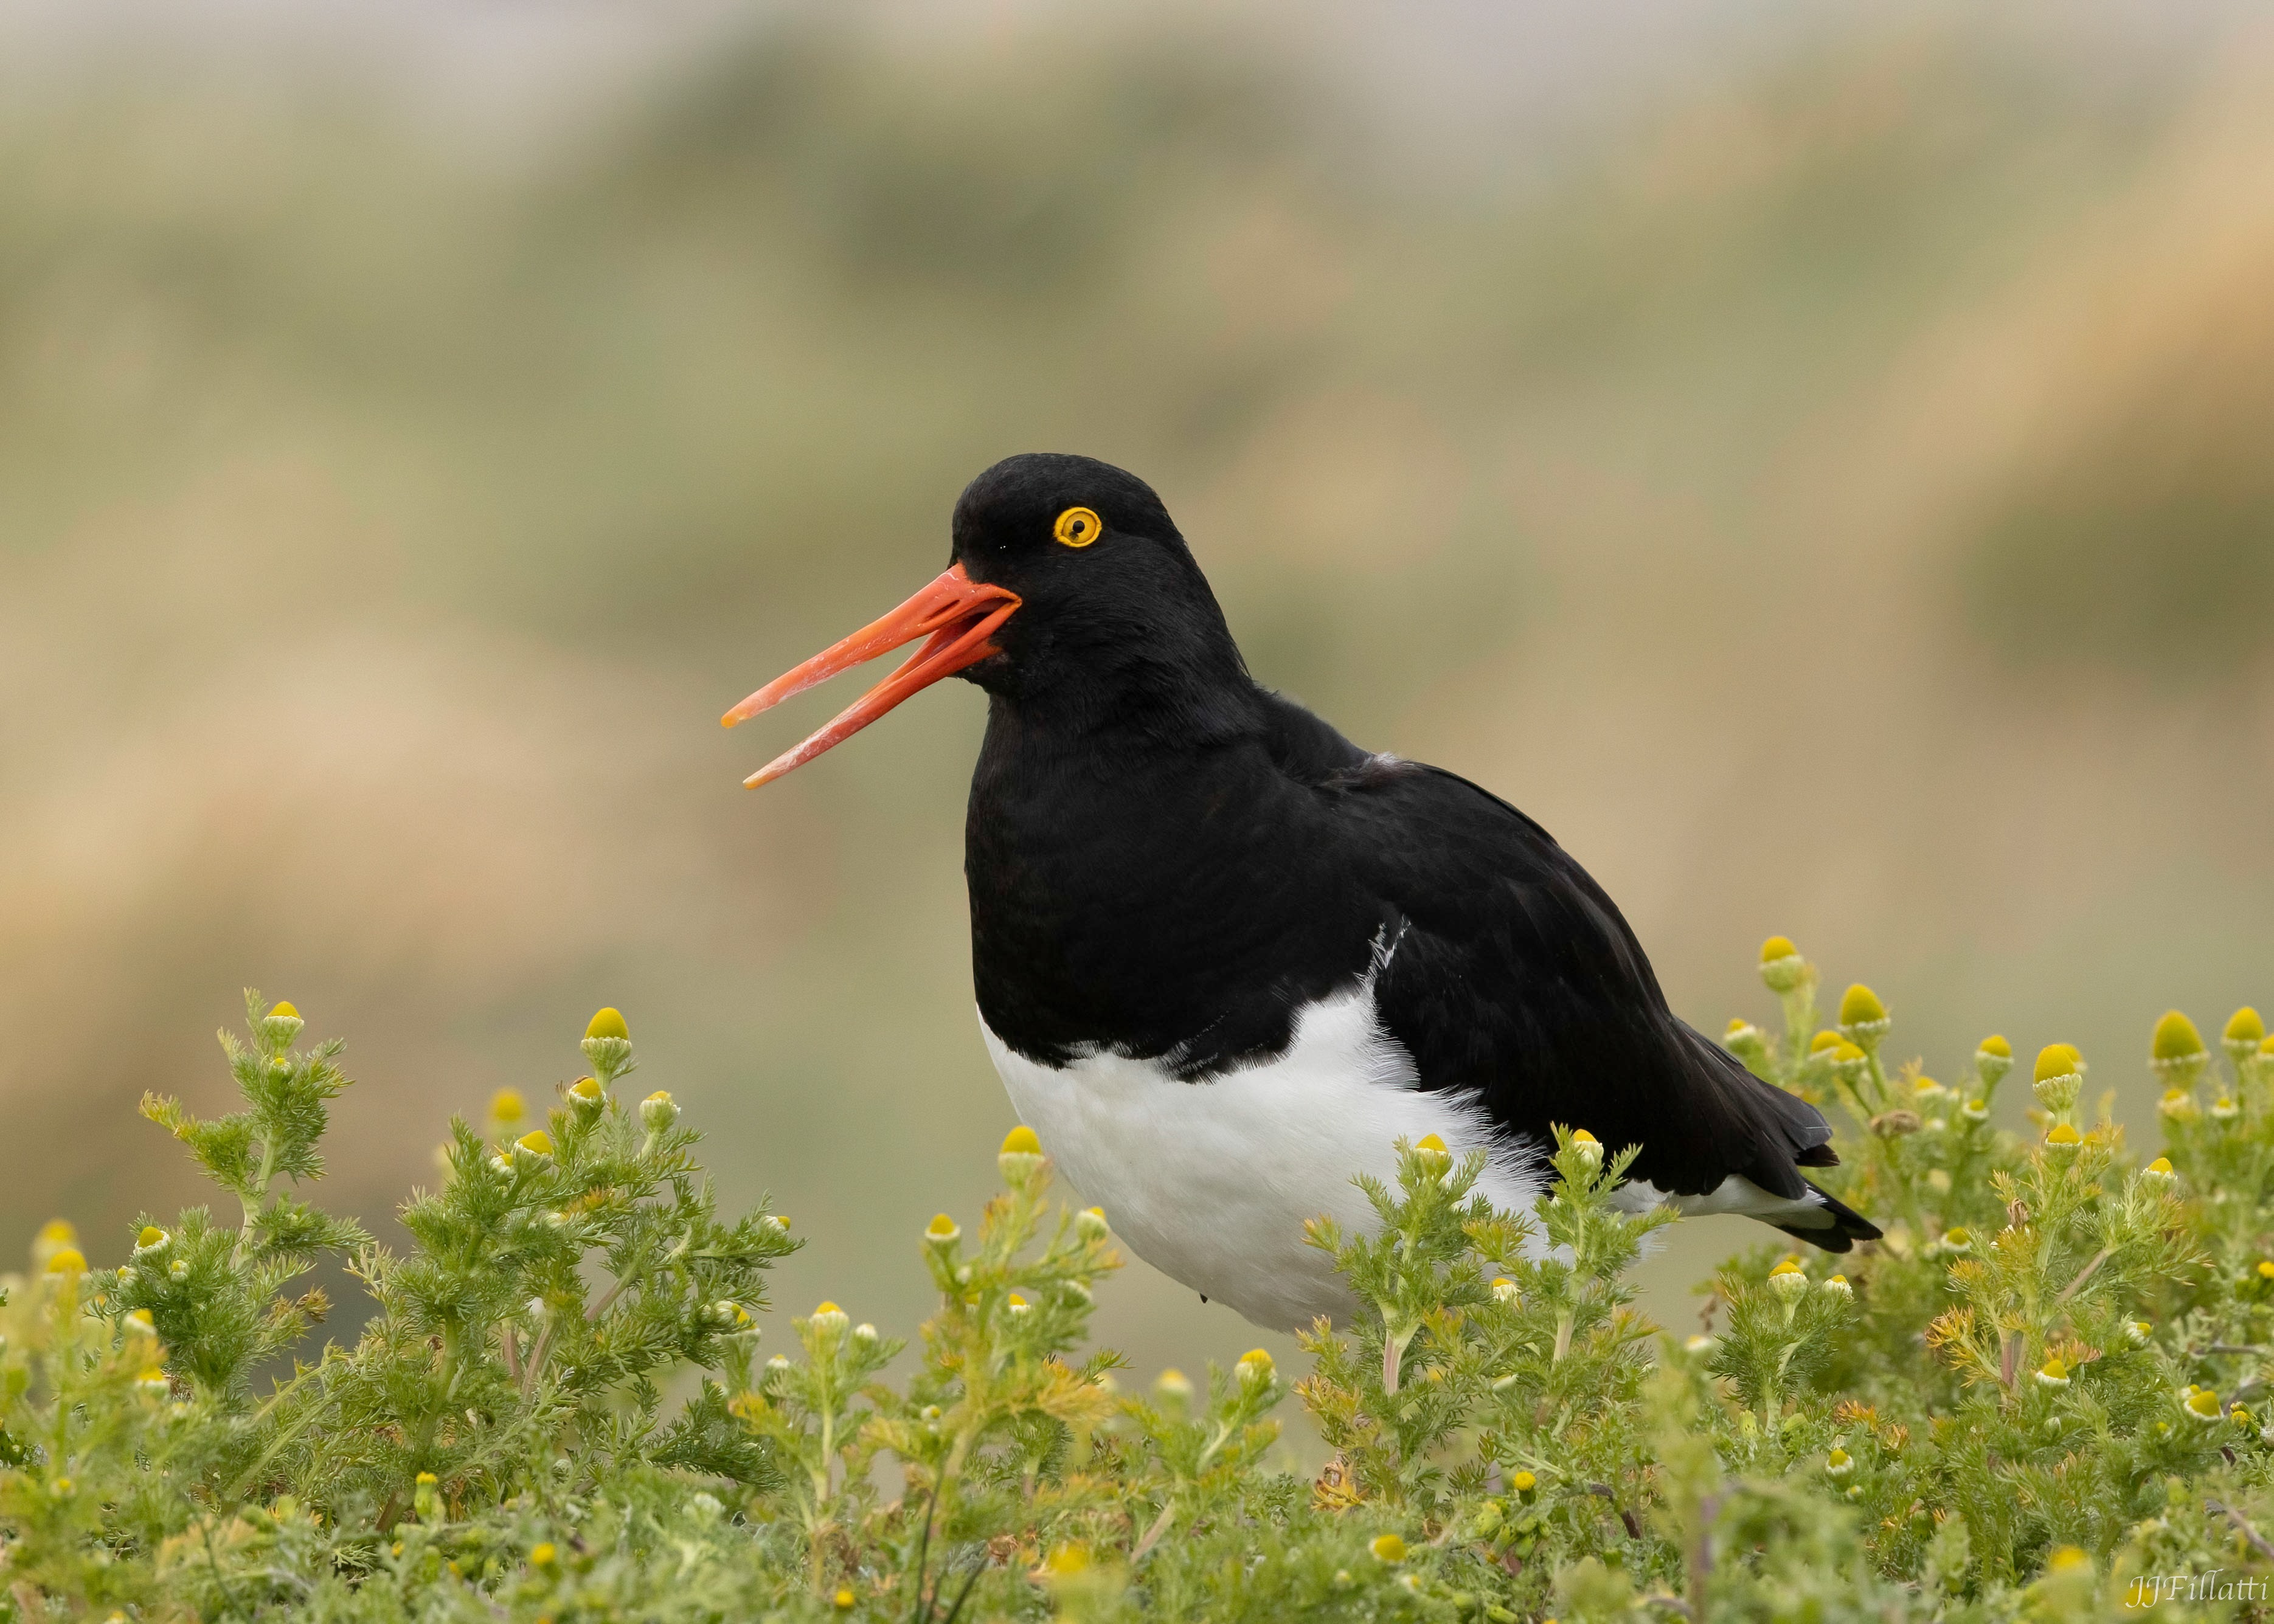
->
xmin=725 ymin=453 xmax=1877 ymax=1332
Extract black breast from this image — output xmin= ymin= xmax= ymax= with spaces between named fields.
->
xmin=966 ymin=691 xmax=1387 ymax=1077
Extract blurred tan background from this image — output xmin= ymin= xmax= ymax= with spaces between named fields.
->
xmin=5 ymin=0 xmax=2272 ymax=1390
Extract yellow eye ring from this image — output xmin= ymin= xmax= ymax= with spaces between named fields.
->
xmin=1053 ymin=506 xmax=1102 ymax=548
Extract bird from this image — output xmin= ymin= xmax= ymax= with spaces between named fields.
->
xmin=724 ymin=452 xmax=1878 ymax=1332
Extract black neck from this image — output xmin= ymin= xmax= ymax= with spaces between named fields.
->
xmin=964 ymin=678 xmax=1379 ymax=1076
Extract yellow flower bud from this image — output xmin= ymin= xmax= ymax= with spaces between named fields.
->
xmin=1370 ymin=1533 xmax=1406 ymax=1563
xmin=2227 ymin=1007 xmax=2267 ymax=1052
xmin=1075 ymin=1206 xmax=1109 ymax=1240
xmin=1767 ymin=1257 xmax=1809 ymax=1302
xmin=925 ymin=1213 xmax=961 ymax=1244
xmin=585 ymin=1007 xmax=629 ymax=1042
xmin=1154 ymin=1367 xmax=1193 ymax=1401
xmin=809 ymin=1301 xmax=849 ymax=1336
xmin=2185 ymin=1387 xmax=2223 ymax=1421
xmin=1825 ymin=1448 xmax=1853 ymax=1477
xmin=530 ymin=1543 xmax=557 ymax=1567
xmin=1491 ymin=1276 xmax=1520 ymax=1305
xmin=1821 ymin=1274 xmax=1853 ymax=1300
xmin=2036 ymin=1357 xmax=2070 ymax=1388
xmin=1759 ymin=936 xmax=1807 ymax=992
xmin=2153 ymin=1010 xmax=2206 ymax=1064
xmin=2043 ymin=1122 xmax=2081 ymax=1151
xmin=2032 ymin=1044 xmax=2084 ymax=1114
xmin=1511 ymin=1470 xmax=1537 ymax=1493
xmin=515 ymin=1130 xmax=553 ymax=1158
xmin=998 ymin=1124 xmax=1045 ymax=1184
xmin=833 ymin=1586 xmax=857 ymax=1611
xmin=639 ymin=1090 xmax=678 ymax=1132
xmin=1809 ymin=1029 xmax=1844 ymax=1055
xmin=490 ymin=1089 xmax=525 ymax=1124
xmin=1723 ymin=1019 xmax=1770 ymax=1065
xmin=1565 ymin=1127 xmax=1603 ymax=1174
xmin=1839 ymin=983 xmax=1888 ymax=1032
xmin=261 ymin=1000 xmax=305 ymax=1049
xmin=2160 ymin=1086 xmax=2200 ymax=1122
xmin=2142 ymin=1156 xmax=2175 ymax=1186
xmin=1237 ymin=1347 xmax=1275 ymax=1386
xmin=1413 ymin=1132 xmax=1451 ymax=1175
xmin=45 ymin=1248 xmax=87 ymax=1276
xmin=1941 ymin=1227 xmax=1972 ymax=1253
xmin=2047 ymin=1546 xmax=2089 ymax=1572
xmin=135 ymin=1226 xmax=170 ymax=1254
xmin=567 ymin=1077 xmax=603 ymax=1108
xmin=2213 ymin=1096 xmax=2240 ymax=1121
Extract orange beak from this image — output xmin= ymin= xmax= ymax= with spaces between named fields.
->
xmin=723 ymin=562 xmax=1021 ymax=787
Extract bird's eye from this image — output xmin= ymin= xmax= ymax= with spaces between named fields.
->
xmin=1052 ymin=506 xmax=1102 ymax=548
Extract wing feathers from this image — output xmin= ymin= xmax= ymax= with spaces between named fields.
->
xmin=1347 ymin=762 xmax=1876 ymax=1249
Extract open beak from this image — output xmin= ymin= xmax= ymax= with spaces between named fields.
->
xmin=722 ymin=562 xmax=1021 ymax=787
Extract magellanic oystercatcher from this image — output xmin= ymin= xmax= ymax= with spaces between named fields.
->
xmin=725 ymin=453 xmax=1878 ymax=1331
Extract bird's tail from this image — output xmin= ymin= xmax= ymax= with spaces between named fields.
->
xmin=1765 ymin=1179 xmax=1882 ymax=1254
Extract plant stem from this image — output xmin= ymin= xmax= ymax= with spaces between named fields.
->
xmin=1131 ymin=1500 xmax=1177 ymax=1561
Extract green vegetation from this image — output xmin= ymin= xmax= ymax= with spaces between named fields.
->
xmin=7 ymin=947 xmax=2274 ymax=1619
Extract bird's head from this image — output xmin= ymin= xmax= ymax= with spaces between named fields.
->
xmin=725 ymin=452 xmax=1244 ymax=787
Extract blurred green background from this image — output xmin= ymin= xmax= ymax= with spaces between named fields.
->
xmin=5 ymin=0 xmax=2272 ymax=1394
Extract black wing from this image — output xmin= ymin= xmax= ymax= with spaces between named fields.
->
xmin=1341 ymin=762 xmax=1866 ymax=1236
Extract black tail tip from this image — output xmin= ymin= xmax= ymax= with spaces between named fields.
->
xmin=1772 ymin=1183 xmax=1882 ymax=1254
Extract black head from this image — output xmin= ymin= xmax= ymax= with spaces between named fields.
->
xmin=723 ymin=454 xmax=1252 ymax=786
xmin=948 ymin=454 xmax=1245 ymax=713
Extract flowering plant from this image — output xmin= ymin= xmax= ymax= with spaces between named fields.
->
xmin=4 ymin=946 xmax=2272 ymax=1620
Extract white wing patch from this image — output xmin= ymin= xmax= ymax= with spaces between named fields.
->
xmin=1610 ymin=1174 xmax=1834 ymax=1228
xmin=982 ymin=980 xmax=1544 ymax=1333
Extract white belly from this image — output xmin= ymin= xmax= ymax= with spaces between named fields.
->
xmin=980 ymin=983 xmax=1544 ymax=1332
